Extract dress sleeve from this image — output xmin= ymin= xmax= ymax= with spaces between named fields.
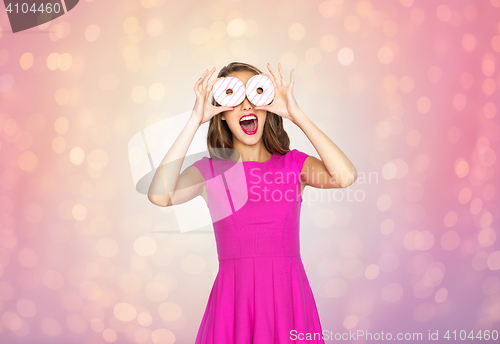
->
xmin=191 ymin=156 xmax=210 ymax=182
xmin=291 ymin=149 xmax=309 ymax=175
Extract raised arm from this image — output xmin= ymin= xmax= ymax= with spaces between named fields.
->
xmin=254 ymin=63 xmax=357 ymax=189
xmin=148 ymin=67 xmax=234 ymax=207
xmin=294 ymin=111 xmax=357 ymax=189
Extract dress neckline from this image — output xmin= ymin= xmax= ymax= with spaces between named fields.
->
xmin=242 ymin=152 xmax=276 ymax=164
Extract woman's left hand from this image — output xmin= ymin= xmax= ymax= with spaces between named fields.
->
xmin=254 ymin=63 xmax=301 ymax=123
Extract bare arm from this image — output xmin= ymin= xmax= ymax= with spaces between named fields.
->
xmin=255 ymin=63 xmax=357 ymax=189
xmin=147 ymin=115 xmax=203 ymax=207
xmin=147 ymin=67 xmax=234 ymax=207
xmin=295 ymin=111 xmax=357 ymax=189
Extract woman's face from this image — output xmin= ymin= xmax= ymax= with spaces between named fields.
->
xmin=220 ymin=70 xmax=267 ymax=145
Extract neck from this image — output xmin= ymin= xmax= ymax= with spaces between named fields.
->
xmin=231 ymin=140 xmax=272 ymax=163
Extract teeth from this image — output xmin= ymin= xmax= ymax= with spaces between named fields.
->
xmin=240 ymin=115 xmax=257 ymax=122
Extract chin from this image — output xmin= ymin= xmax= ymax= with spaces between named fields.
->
xmin=237 ymin=131 xmax=262 ymax=145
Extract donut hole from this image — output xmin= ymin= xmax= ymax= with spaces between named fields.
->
xmin=256 ymin=87 xmax=263 ymax=94
xmin=226 ymin=89 xmax=233 ymax=96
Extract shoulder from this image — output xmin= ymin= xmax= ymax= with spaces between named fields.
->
xmin=279 ymin=149 xmax=309 ymax=172
xmin=191 ymin=155 xmax=232 ymax=181
xmin=192 ymin=156 xmax=210 ymax=169
xmin=285 ymin=149 xmax=309 ymax=166
xmin=191 ymin=156 xmax=211 ymax=181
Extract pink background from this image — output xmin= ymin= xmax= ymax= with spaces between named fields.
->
xmin=1 ymin=0 xmax=500 ymax=343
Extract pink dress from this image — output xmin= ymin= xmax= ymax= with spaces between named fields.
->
xmin=191 ymin=149 xmax=324 ymax=344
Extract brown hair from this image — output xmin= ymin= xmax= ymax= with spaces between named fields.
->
xmin=207 ymin=62 xmax=290 ymax=159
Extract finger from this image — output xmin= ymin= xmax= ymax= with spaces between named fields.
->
xmin=267 ymin=64 xmax=281 ymax=86
xmin=278 ymin=63 xmax=287 ymax=84
xmin=207 ymin=76 xmax=224 ymax=92
xmin=196 ymin=70 xmax=209 ymax=91
xmin=196 ymin=70 xmax=208 ymax=84
xmin=289 ymin=69 xmax=294 ymax=89
xmin=263 ymin=73 xmax=277 ymax=90
xmin=195 ymin=77 xmax=204 ymax=91
xmin=195 ymin=76 xmax=204 ymax=93
xmin=201 ymin=68 xmax=211 ymax=89
xmin=203 ymin=67 xmax=216 ymax=89
xmin=201 ymin=69 xmax=212 ymax=89
xmin=267 ymin=65 xmax=281 ymax=86
xmin=199 ymin=68 xmax=209 ymax=81
xmin=214 ymin=106 xmax=234 ymax=115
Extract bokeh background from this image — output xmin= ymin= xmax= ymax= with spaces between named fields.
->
xmin=1 ymin=0 xmax=500 ymax=343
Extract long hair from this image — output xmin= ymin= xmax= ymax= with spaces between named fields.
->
xmin=207 ymin=62 xmax=291 ymax=160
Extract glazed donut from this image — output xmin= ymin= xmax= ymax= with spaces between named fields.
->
xmin=245 ymin=75 xmax=274 ymax=106
xmin=212 ymin=77 xmax=246 ymax=106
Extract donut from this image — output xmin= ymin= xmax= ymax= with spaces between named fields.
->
xmin=212 ymin=77 xmax=246 ymax=107
xmin=245 ymin=75 xmax=275 ymax=106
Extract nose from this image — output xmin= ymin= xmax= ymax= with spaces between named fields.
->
xmin=240 ymin=96 xmax=253 ymax=110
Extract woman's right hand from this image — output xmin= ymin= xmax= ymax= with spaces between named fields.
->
xmin=192 ymin=67 xmax=234 ymax=126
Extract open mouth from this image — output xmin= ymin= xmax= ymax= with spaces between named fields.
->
xmin=239 ymin=114 xmax=258 ymax=134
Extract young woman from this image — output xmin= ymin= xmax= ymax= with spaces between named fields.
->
xmin=148 ymin=62 xmax=357 ymax=343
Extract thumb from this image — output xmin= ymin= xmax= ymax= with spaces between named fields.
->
xmin=214 ymin=106 xmax=234 ymax=115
